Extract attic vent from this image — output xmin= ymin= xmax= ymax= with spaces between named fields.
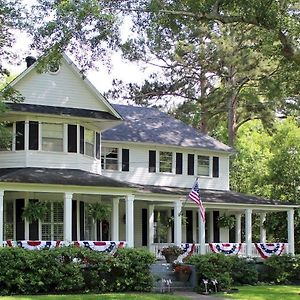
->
xmin=25 ymin=56 xmax=36 ymax=68
xmin=48 ymin=62 xmax=60 ymax=74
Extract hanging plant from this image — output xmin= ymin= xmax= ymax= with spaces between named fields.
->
xmin=22 ymin=201 xmax=48 ymax=222
xmin=217 ymin=214 xmax=235 ymax=229
xmin=88 ymin=202 xmax=111 ymax=222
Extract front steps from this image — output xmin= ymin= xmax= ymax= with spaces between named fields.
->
xmin=151 ymin=261 xmax=196 ymax=292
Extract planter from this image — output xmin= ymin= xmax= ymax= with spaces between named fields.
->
xmin=176 ymin=271 xmax=191 ymax=282
xmin=164 ymin=254 xmax=178 ymax=263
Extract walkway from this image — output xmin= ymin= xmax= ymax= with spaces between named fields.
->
xmin=174 ymin=291 xmax=228 ymax=299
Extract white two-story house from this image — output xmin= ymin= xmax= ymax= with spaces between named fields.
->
xmin=0 ymin=54 xmax=297 ymax=257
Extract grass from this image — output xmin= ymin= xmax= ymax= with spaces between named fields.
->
xmin=219 ymin=285 xmax=300 ymax=300
xmin=0 ymin=294 xmax=188 ymax=300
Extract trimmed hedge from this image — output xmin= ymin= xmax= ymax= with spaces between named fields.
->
xmin=186 ymin=253 xmax=258 ymax=291
xmin=0 ymin=247 xmax=155 ymax=295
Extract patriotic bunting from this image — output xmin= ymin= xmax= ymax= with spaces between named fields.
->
xmin=177 ymin=243 xmax=196 ymax=262
xmin=255 ymin=243 xmax=285 ymax=259
xmin=209 ymin=243 xmax=242 ymax=255
xmin=6 ymin=240 xmax=61 ymax=250
xmin=74 ymin=241 xmax=126 ymax=253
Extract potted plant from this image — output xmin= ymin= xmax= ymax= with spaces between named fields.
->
xmin=161 ymin=245 xmax=183 ymax=263
xmin=22 ymin=201 xmax=48 ymax=222
xmin=217 ymin=214 xmax=235 ymax=229
xmin=174 ymin=264 xmax=192 ymax=282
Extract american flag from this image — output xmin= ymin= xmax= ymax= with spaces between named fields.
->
xmin=188 ymin=179 xmax=205 ymax=222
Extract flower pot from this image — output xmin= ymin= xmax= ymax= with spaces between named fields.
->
xmin=176 ymin=271 xmax=191 ymax=282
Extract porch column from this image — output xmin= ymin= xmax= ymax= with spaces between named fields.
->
xmin=64 ymin=192 xmax=73 ymax=242
xmin=125 ymin=194 xmax=135 ymax=248
xmin=208 ymin=211 xmax=214 ymax=242
xmin=287 ymin=209 xmax=295 ymax=255
xmin=245 ymin=208 xmax=252 ymax=257
xmin=235 ymin=213 xmax=242 ymax=243
xmin=192 ymin=210 xmax=197 ymax=242
xmin=0 ymin=190 xmax=4 ymax=247
xmin=111 ymin=197 xmax=119 ymax=241
xmin=167 ymin=209 xmax=172 ymax=243
xmin=260 ymin=212 xmax=267 ymax=243
xmin=198 ymin=210 xmax=206 ymax=254
xmin=148 ymin=204 xmax=154 ymax=252
xmin=174 ymin=200 xmax=182 ymax=246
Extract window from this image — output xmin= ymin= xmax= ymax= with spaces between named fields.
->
xmin=122 ymin=148 xmax=129 ymax=171
xmin=41 ymin=202 xmax=64 ymax=240
xmin=159 ymin=151 xmax=172 ymax=173
xmin=176 ymin=153 xmax=183 ymax=174
xmin=42 ymin=123 xmax=63 ymax=152
xmin=80 ymin=126 xmax=84 ymax=154
xmin=29 ymin=121 xmax=39 ymax=150
xmin=16 ymin=121 xmax=25 ymax=151
xmin=95 ymin=133 xmax=100 ymax=159
xmin=85 ymin=128 xmax=94 ymax=157
xmin=68 ymin=125 xmax=77 ymax=153
xmin=187 ymin=154 xmax=194 ymax=175
xmin=149 ymin=150 xmax=156 ymax=173
xmin=101 ymin=147 xmax=118 ymax=170
xmin=0 ymin=123 xmax=13 ymax=151
xmin=213 ymin=156 xmax=219 ymax=178
xmin=4 ymin=201 xmax=14 ymax=240
xmin=197 ymin=155 xmax=210 ymax=176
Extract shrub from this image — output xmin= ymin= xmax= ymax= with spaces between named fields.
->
xmin=0 ymin=246 xmax=155 ymax=295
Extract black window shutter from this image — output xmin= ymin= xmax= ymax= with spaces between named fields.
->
xmin=16 ymin=121 xmax=25 ymax=150
xmin=95 ymin=133 xmax=100 ymax=159
xmin=68 ymin=125 xmax=77 ymax=153
xmin=176 ymin=153 xmax=183 ymax=174
xmin=29 ymin=121 xmax=38 ymax=150
xmin=122 ymin=148 xmax=129 ymax=171
xmin=149 ymin=150 xmax=156 ymax=172
xmin=213 ymin=156 xmax=219 ymax=178
xmin=187 ymin=154 xmax=194 ymax=175
xmin=79 ymin=126 xmax=84 ymax=154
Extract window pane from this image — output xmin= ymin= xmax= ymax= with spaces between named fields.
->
xmin=85 ymin=128 xmax=94 ymax=157
xmin=29 ymin=121 xmax=39 ymax=150
xmin=0 ymin=123 xmax=13 ymax=151
xmin=101 ymin=147 xmax=118 ymax=170
xmin=213 ymin=156 xmax=219 ymax=178
xmin=68 ymin=125 xmax=77 ymax=153
xmin=176 ymin=153 xmax=183 ymax=174
xmin=159 ymin=151 xmax=172 ymax=173
xmin=16 ymin=121 xmax=25 ymax=151
xmin=42 ymin=123 xmax=63 ymax=152
xmin=149 ymin=150 xmax=156 ymax=173
xmin=122 ymin=148 xmax=129 ymax=171
xmin=197 ymin=155 xmax=210 ymax=176
xmin=4 ymin=201 xmax=14 ymax=240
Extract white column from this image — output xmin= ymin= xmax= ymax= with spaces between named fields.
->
xmin=192 ymin=210 xmax=197 ymax=242
xmin=0 ymin=190 xmax=4 ymax=247
xmin=235 ymin=213 xmax=242 ymax=243
xmin=125 ymin=194 xmax=135 ymax=248
xmin=245 ymin=208 xmax=252 ymax=257
xmin=63 ymin=124 xmax=68 ymax=153
xmin=260 ymin=212 xmax=267 ymax=243
xmin=111 ymin=198 xmax=119 ymax=241
xmin=64 ymin=192 xmax=73 ymax=242
xmin=148 ymin=204 xmax=154 ymax=252
xmin=287 ymin=209 xmax=295 ymax=255
xmin=208 ymin=211 xmax=214 ymax=242
xmin=167 ymin=209 xmax=172 ymax=243
xmin=174 ymin=200 xmax=182 ymax=246
xmin=198 ymin=210 xmax=206 ymax=254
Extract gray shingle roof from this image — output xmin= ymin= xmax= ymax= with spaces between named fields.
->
xmin=102 ymin=104 xmax=232 ymax=152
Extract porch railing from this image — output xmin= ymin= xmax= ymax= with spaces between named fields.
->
xmin=152 ymin=242 xmax=289 ymax=259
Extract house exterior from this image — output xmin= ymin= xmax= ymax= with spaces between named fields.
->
xmin=0 ymin=54 xmax=297 ymax=258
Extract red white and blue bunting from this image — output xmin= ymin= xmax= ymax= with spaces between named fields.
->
xmin=209 ymin=243 xmax=241 ymax=255
xmin=255 ymin=243 xmax=285 ymax=259
xmin=74 ymin=241 xmax=126 ymax=253
xmin=6 ymin=240 xmax=62 ymax=250
xmin=177 ymin=243 xmax=196 ymax=262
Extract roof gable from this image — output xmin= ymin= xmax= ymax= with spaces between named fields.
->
xmin=6 ymin=54 xmax=121 ymax=119
xmin=102 ymin=104 xmax=232 ymax=153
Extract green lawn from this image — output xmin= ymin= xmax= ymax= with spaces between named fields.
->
xmin=0 ymin=294 xmax=188 ymax=300
xmin=220 ymin=285 xmax=300 ymax=300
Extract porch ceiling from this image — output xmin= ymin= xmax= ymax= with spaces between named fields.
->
xmin=136 ymin=184 xmax=297 ymax=207
xmin=0 ymin=168 xmax=133 ymax=188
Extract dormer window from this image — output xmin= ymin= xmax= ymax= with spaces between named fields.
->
xmin=48 ymin=62 xmax=60 ymax=74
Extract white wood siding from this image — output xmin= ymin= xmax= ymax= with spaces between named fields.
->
xmin=13 ymin=60 xmax=109 ymax=112
xmin=102 ymin=142 xmax=230 ymax=190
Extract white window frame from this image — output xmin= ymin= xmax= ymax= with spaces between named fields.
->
xmin=41 ymin=122 xmax=64 ymax=152
xmin=159 ymin=151 xmax=173 ymax=173
xmin=101 ymin=147 xmax=119 ymax=170
xmin=84 ymin=128 xmax=95 ymax=157
xmin=197 ymin=155 xmax=211 ymax=177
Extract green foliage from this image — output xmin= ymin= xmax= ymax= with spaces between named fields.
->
xmin=22 ymin=201 xmax=48 ymax=222
xmin=0 ymin=247 xmax=155 ymax=295
xmin=217 ymin=214 xmax=235 ymax=229
xmin=263 ymin=254 xmax=300 ymax=284
xmin=187 ymin=253 xmax=259 ymax=290
xmin=88 ymin=202 xmax=111 ymax=222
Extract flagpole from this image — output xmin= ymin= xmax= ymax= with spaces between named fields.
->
xmin=179 ymin=177 xmax=199 ymax=216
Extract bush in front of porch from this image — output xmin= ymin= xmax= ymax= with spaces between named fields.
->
xmin=0 ymin=247 xmax=155 ymax=295
xmin=186 ymin=253 xmax=258 ymax=292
